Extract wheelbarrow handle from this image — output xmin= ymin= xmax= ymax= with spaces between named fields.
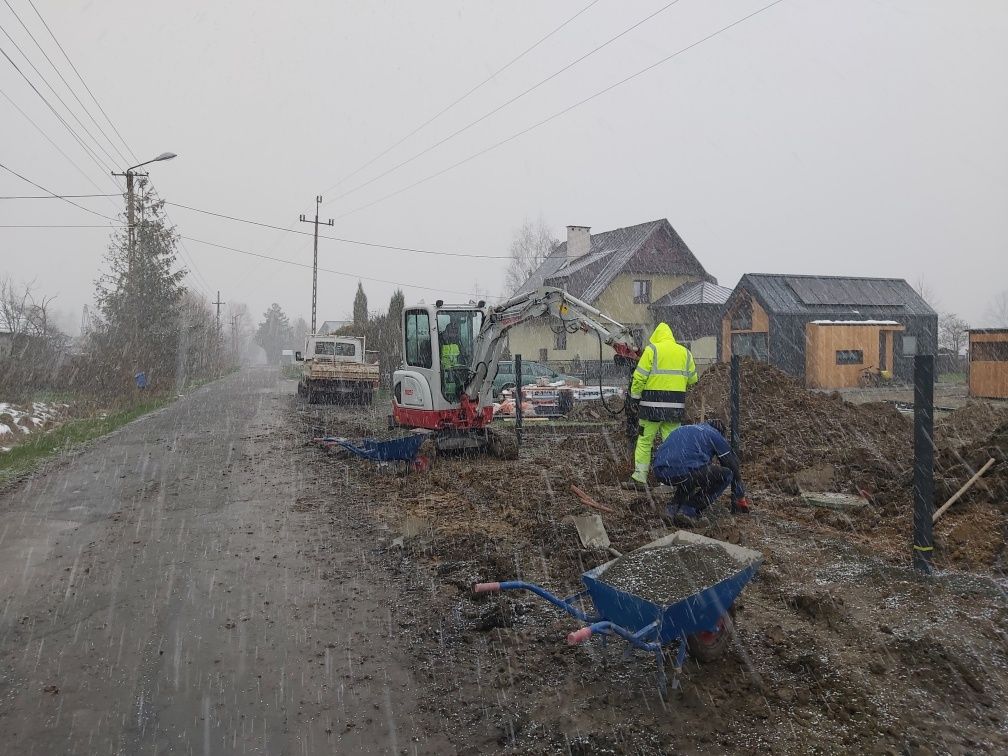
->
xmin=472 ymin=582 xmax=501 ymax=594
xmin=567 ymin=627 xmax=593 ymax=645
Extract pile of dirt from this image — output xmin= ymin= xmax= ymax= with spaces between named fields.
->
xmin=684 ymin=360 xmax=913 ymax=506
xmin=684 ymin=359 xmax=1008 ymax=568
xmin=937 ymin=401 xmax=1008 ymax=450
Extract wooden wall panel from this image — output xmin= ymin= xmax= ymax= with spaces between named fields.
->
xmin=969 ymin=331 xmax=1008 ymax=399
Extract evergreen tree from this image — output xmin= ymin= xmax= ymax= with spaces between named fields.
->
xmin=353 ymin=282 xmax=368 ymax=327
xmin=94 ymin=177 xmax=187 ymax=386
xmin=255 ymin=303 xmax=292 ymax=363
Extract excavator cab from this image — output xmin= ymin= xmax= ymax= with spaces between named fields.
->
xmin=393 ymin=302 xmax=490 ymax=431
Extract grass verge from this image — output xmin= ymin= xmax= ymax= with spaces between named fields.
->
xmin=0 ymin=395 xmax=174 ymax=482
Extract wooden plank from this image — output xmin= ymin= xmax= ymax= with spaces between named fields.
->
xmin=932 ymin=458 xmax=995 ymax=524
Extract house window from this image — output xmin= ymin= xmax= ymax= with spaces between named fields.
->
xmin=539 ymin=348 xmax=548 ymax=362
xmin=633 ymin=279 xmax=651 ymax=304
xmin=731 ymin=300 xmax=753 ymax=331
xmin=404 ymin=310 xmax=432 ymax=368
xmin=836 ymin=349 xmax=864 ymax=365
xmin=555 ymin=330 xmax=567 ymax=350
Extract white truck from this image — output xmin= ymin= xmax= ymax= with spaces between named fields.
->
xmin=295 ymin=335 xmax=379 ymax=404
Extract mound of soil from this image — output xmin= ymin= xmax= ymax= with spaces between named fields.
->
xmin=685 ymin=359 xmax=1008 ymax=568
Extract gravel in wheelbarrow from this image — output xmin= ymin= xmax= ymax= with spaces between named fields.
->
xmin=598 ymin=543 xmax=740 ymax=607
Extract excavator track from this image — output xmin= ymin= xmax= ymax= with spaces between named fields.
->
xmin=485 ymin=427 xmax=519 ymax=459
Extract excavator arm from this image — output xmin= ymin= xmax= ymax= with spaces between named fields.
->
xmin=459 ymin=287 xmax=641 ymax=417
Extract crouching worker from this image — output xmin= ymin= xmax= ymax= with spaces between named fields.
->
xmin=652 ymin=419 xmax=751 ymax=526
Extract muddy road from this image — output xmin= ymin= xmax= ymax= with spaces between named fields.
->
xmin=0 ymin=368 xmax=433 ymax=754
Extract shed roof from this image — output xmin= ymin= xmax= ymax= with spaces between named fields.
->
xmin=651 ymin=280 xmax=732 ymax=308
xmin=737 ymin=274 xmax=935 ymax=316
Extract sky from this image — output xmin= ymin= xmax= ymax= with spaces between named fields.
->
xmin=2 ymin=0 xmax=1007 ymax=334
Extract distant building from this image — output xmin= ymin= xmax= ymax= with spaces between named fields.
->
xmin=968 ymin=329 xmax=1008 ymax=399
xmin=507 ymin=219 xmax=716 ymax=363
xmin=721 ymin=274 xmax=937 ymax=386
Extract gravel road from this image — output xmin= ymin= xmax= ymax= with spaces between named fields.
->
xmin=0 ymin=368 xmax=426 ymax=754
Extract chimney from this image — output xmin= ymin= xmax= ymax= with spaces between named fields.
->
xmin=566 ymin=225 xmax=591 ymax=259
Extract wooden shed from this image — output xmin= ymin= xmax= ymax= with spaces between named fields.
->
xmin=721 ymin=274 xmax=937 ymax=383
xmin=969 ymin=329 xmax=1008 ymax=399
xmin=805 ymin=321 xmax=905 ymax=389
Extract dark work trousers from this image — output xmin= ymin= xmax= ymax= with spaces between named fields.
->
xmin=663 ymin=464 xmax=733 ymax=513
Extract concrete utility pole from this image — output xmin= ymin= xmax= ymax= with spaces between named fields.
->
xmin=299 ymin=195 xmax=334 ymax=334
xmin=213 ymin=291 xmax=225 ymax=334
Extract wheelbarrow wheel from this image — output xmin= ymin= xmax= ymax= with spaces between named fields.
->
xmin=687 ymin=607 xmax=736 ymax=663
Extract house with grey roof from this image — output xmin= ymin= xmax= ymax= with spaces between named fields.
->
xmin=722 ymin=273 xmax=937 ymax=385
xmin=507 ymin=220 xmax=717 ymax=363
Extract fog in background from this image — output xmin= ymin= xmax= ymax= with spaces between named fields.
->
xmin=3 ymin=0 xmax=1006 ymax=332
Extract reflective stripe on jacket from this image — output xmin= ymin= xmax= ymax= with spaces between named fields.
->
xmin=630 ymin=322 xmax=697 ymax=421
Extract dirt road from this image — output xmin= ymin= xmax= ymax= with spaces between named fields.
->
xmin=0 ymin=368 xmax=428 ymax=754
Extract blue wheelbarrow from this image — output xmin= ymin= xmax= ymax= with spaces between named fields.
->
xmin=473 ymin=531 xmax=762 ymax=696
xmin=314 ymin=433 xmax=430 ymax=466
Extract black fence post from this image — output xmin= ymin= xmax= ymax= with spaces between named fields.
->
xmin=514 ymin=353 xmax=523 ymax=451
xmin=730 ymin=355 xmax=741 ymax=457
xmin=912 ymin=354 xmax=935 ymax=574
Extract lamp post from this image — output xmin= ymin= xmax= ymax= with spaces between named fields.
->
xmin=113 ymin=152 xmax=177 ymax=270
xmin=111 ymin=152 xmax=177 ymax=357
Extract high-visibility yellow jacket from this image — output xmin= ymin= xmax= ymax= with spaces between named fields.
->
xmin=441 ymin=342 xmax=460 ymax=370
xmin=630 ymin=322 xmax=697 ymax=421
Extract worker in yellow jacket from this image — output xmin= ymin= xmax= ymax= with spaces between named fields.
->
xmin=621 ymin=322 xmax=698 ymax=490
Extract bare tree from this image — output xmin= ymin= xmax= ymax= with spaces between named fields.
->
xmin=504 ymin=218 xmax=559 ymax=296
xmin=0 ymin=277 xmax=58 ymax=339
xmin=986 ymin=290 xmax=1008 ymax=327
xmin=938 ymin=312 xmax=969 ymax=355
xmin=913 ymin=274 xmax=940 ymax=310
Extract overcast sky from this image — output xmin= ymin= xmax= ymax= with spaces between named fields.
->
xmin=2 ymin=0 xmax=1006 ymax=333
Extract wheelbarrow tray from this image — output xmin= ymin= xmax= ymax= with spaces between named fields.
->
xmin=331 ymin=433 xmax=427 ymax=462
xmin=580 ymin=530 xmax=762 ymax=643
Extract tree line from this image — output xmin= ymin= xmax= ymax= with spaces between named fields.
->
xmin=1 ymin=177 xmax=252 ymax=400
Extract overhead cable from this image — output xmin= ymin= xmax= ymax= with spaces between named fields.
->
xmin=320 ymin=0 xmax=602 ymax=194
xmin=335 ymin=0 xmax=787 ymax=221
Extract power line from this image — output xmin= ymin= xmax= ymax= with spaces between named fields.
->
xmin=0 ymin=22 xmax=120 ymax=173
xmin=178 ymin=233 xmax=498 ymax=299
xmin=25 ymin=0 xmax=137 ymax=163
xmin=163 ymin=200 xmax=510 ymax=259
xmin=3 ymin=0 xmax=131 ymax=166
xmin=335 ymin=0 xmax=787 ymax=221
xmin=0 ymin=40 xmax=120 ymax=186
xmin=324 ymin=0 xmax=683 ymax=207
xmin=0 ymin=193 xmax=117 ymax=199
xmin=0 ymin=160 xmax=118 ymax=221
xmin=320 ymin=0 xmax=602 ymax=194
xmin=0 ymin=223 xmax=117 ymax=227
xmin=0 ymin=84 xmax=121 ymax=207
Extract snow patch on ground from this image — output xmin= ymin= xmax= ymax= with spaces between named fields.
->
xmin=0 ymin=401 xmax=70 ymax=451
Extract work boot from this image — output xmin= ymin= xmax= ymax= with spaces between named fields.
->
xmin=672 ymin=505 xmax=699 ymax=528
xmin=620 ymin=477 xmax=648 ymax=492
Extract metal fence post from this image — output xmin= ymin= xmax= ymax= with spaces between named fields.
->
xmin=912 ymin=354 xmax=935 ymax=573
xmin=514 ymin=353 xmax=523 ymax=451
xmin=730 ymin=355 xmax=741 ymax=457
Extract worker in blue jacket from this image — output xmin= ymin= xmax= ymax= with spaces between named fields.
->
xmin=652 ymin=419 xmax=751 ymax=525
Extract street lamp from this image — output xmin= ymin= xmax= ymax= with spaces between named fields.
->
xmin=112 ymin=151 xmax=178 ymax=269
